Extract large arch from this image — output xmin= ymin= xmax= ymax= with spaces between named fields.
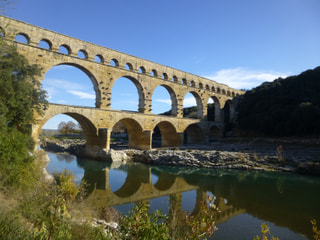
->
xmin=183 ymin=91 xmax=204 ymax=119
xmin=43 ymin=63 xmax=101 ymax=108
xmin=38 ymin=111 xmax=100 ymax=150
xmin=207 ymin=96 xmax=222 ymax=122
xmin=151 ymin=84 xmax=178 ymax=116
xmin=110 ymin=76 xmax=145 ymax=113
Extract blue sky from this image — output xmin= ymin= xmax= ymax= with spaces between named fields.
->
xmin=4 ymin=0 xmax=320 ymax=129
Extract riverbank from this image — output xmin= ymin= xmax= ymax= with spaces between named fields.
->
xmin=40 ymin=138 xmax=320 ymax=176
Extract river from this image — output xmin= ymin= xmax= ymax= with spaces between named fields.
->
xmin=45 ymin=151 xmax=320 ymax=240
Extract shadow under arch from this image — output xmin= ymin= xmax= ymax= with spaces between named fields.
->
xmin=152 ymin=121 xmax=179 ymax=148
xmin=184 ymin=123 xmax=205 ymax=144
xmin=111 ymin=75 xmax=145 ymax=113
xmin=45 ymin=63 xmax=101 ymax=108
xmin=151 ymin=84 xmax=178 ymax=116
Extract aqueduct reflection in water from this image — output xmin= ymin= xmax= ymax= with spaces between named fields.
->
xmin=63 ymin=155 xmax=320 ymax=239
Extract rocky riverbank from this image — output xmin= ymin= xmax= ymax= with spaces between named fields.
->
xmin=39 ymin=138 xmax=320 ymax=176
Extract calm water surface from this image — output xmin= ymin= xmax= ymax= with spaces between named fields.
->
xmin=46 ymin=151 xmax=320 ymax=240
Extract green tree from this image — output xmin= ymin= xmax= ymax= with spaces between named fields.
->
xmin=0 ymin=39 xmax=48 ymax=187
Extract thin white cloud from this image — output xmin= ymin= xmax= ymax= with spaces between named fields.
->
xmin=155 ymin=99 xmax=171 ymax=105
xmin=204 ymin=67 xmax=288 ymax=90
xmin=183 ymin=97 xmax=197 ymax=107
xmin=43 ymin=78 xmax=89 ymax=91
xmin=68 ymin=90 xmax=95 ymax=99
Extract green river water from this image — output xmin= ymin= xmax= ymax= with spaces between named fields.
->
xmin=45 ymin=151 xmax=320 ymax=240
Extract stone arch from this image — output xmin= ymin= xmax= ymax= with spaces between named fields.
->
xmin=78 ymin=49 xmax=88 ymax=59
xmin=162 ymin=72 xmax=168 ymax=80
xmin=199 ymin=83 xmax=203 ymax=89
xmin=184 ymin=123 xmax=205 ymax=144
xmin=211 ymin=86 xmax=216 ymax=92
xmin=110 ymin=58 xmax=119 ymax=67
xmin=181 ymin=78 xmax=187 ymax=85
xmin=0 ymin=27 xmax=5 ymax=37
xmin=36 ymin=110 xmax=99 ymax=149
xmin=205 ymin=84 xmax=210 ymax=91
xmin=190 ymin=80 xmax=196 ymax=87
xmin=209 ymin=125 xmax=221 ymax=141
xmin=15 ymin=32 xmax=30 ymax=44
xmin=59 ymin=44 xmax=72 ymax=55
xmin=112 ymin=118 xmax=149 ymax=149
xmin=139 ymin=66 xmax=146 ymax=74
xmin=125 ymin=62 xmax=133 ymax=71
xmin=152 ymin=120 xmax=179 ymax=148
xmin=38 ymin=39 xmax=52 ymax=50
xmin=151 ymin=69 xmax=158 ymax=77
xmin=207 ymin=96 xmax=221 ymax=122
xmin=172 ymin=75 xmax=178 ymax=83
xmin=44 ymin=63 xmax=101 ymax=108
xmin=111 ymin=75 xmax=145 ymax=113
xmin=94 ymin=54 xmax=104 ymax=63
xmin=151 ymin=84 xmax=178 ymax=116
xmin=183 ymin=91 xmax=204 ymax=119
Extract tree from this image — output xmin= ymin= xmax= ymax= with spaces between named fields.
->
xmin=0 ymin=43 xmax=48 ymax=134
xmin=0 ymin=39 xmax=48 ymax=187
xmin=58 ymin=121 xmax=77 ymax=135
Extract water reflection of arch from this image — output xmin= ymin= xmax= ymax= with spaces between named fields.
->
xmin=113 ymin=164 xmax=150 ymax=198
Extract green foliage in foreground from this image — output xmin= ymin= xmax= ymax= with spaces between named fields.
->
xmin=237 ymin=66 xmax=320 ymax=136
xmin=0 ymin=40 xmax=48 ymax=188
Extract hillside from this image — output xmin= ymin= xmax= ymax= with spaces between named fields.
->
xmin=237 ymin=66 xmax=320 ymax=136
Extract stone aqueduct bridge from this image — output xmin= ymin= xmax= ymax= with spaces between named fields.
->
xmin=1 ymin=16 xmax=243 ymax=153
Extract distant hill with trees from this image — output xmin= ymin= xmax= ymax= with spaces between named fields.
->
xmin=236 ymin=66 xmax=320 ymax=137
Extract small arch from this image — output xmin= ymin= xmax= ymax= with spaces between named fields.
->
xmin=222 ymin=89 xmax=226 ymax=95
xmin=0 ymin=27 xmax=5 ymax=37
xmin=94 ymin=54 xmax=104 ymax=63
xmin=205 ymin=85 xmax=210 ymax=91
xmin=199 ymin=83 xmax=203 ymax=89
xmin=38 ymin=39 xmax=52 ymax=50
xmin=110 ymin=58 xmax=119 ymax=67
xmin=15 ymin=32 xmax=29 ymax=44
xmin=138 ymin=66 xmax=146 ymax=74
xmin=227 ymin=90 xmax=231 ymax=96
xmin=217 ymin=87 xmax=221 ymax=94
xmin=172 ymin=75 xmax=178 ymax=83
xmin=232 ymin=92 xmax=235 ymax=97
xmin=181 ymin=78 xmax=187 ymax=85
xmin=151 ymin=69 xmax=158 ymax=77
xmin=162 ymin=73 xmax=168 ymax=80
xmin=211 ymin=86 xmax=216 ymax=92
xmin=125 ymin=62 xmax=133 ymax=71
xmin=78 ymin=49 xmax=88 ymax=59
xmin=59 ymin=44 xmax=71 ymax=55
xmin=190 ymin=80 xmax=195 ymax=87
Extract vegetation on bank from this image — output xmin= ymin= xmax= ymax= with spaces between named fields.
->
xmin=237 ymin=66 xmax=320 ymax=137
